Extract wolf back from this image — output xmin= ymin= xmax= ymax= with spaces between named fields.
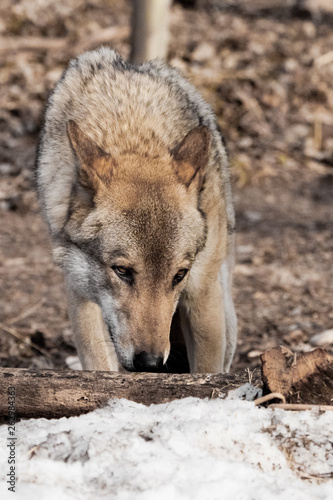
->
xmin=36 ymin=47 xmax=237 ymax=373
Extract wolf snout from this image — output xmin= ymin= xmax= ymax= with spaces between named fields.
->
xmin=130 ymin=351 xmax=164 ymax=372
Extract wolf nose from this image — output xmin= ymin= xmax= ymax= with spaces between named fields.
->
xmin=133 ymin=351 xmax=164 ymax=372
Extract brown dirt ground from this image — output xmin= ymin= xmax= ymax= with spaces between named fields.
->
xmin=0 ymin=0 xmax=332 ymax=373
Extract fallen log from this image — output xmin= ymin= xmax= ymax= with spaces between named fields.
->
xmin=0 ymin=26 xmax=129 ymax=54
xmin=261 ymin=346 xmax=333 ymax=405
xmin=0 ymin=368 xmax=261 ymax=419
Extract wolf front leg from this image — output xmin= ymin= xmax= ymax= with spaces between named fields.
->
xmin=66 ymin=285 xmax=119 ymax=371
xmin=179 ymin=273 xmax=237 ymax=373
xmin=219 ymin=258 xmax=238 ymax=372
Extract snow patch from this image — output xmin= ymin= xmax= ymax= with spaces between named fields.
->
xmin=0 ymin=398 xmax=332 ymax=499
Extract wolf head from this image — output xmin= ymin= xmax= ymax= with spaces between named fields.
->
xmin=54 ymin=121 xmax=209 ymax=371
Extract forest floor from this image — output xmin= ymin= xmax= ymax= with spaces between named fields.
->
xmin=0 ymin=0 xmax=332 ymax=373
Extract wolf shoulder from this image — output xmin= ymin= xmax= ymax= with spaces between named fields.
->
xmin=44 ymin=48 xmax=225 ymax=155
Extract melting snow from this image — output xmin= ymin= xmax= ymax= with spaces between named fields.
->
xmin=0 ymin=394 xmax=332 ymax=499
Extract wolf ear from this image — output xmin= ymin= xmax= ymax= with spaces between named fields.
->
xmin=172 ymin=126 xmax=210 ymax=189
xmin=67 ymin=120 xmax=113 ymax=191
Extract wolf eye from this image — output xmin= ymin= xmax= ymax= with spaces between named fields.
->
xmin=172 ymin=269 xmax=188 ymax=287
xmin=112 ymin=266 xmax=133 ymax=284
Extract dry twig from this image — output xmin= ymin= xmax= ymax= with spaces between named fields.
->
xmin=0 ymin=322 xmax=52 ymax=360
xmin=7 ymin=298 xmax=45 ymax=325
xmin=254 ymin=392 xmax=286 ymax=406
xmin=269 ymin=403 xmax=333 ymax=412
xmin=314 ymin=50 xmax=333 ymax=68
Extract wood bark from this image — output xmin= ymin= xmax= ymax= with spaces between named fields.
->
xmin=0 ymin=368 xmax=260 ymax=419
xmin=261 ymin=346 xmax=333 ymax=405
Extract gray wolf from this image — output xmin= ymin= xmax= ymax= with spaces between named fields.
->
xmin=36 ymin=47 xmax=237 ymax=373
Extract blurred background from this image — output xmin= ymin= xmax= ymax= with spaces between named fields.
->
xmin=0 ymin=0 xmax=332 ymax=372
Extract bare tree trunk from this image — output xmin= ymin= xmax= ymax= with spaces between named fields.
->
xmin=130 ymin=0 xmax=172 ymax=64
xmin=0 ymin=368 xmax=259 ymax=419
